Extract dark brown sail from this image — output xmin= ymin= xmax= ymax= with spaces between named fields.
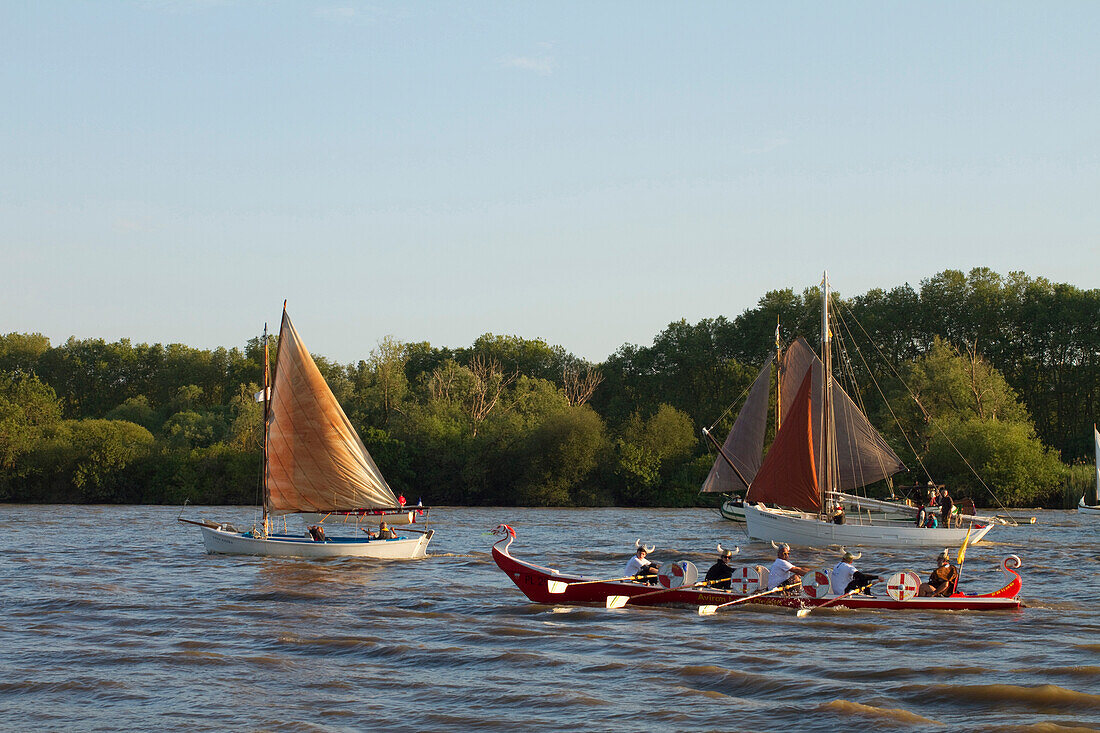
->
xmin=744 ymin=369 xmax=819 ymax=512
xmin=780 ymin=337 xmax=906 ymax=490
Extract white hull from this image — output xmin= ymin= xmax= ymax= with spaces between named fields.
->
xmin=199 ymin=525 xmax=433 ymax=559
xmin=743 ymin=504 xmax=993 ymax=547
xmin=1079 ymin=496 xmax=1100 ymax=515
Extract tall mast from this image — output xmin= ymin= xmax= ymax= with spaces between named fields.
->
xmin=820 ymin=271 xmax=832 ymax=514
xmin=775 ymin=316 xmax=782 ymax=434
xmin=262 ymin=321 xmax=271 ymax=535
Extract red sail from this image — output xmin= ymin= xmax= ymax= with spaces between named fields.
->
xmin=745 ymin=369 xmax=820 ymax=512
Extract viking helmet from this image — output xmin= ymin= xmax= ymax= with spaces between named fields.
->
xmin=717 ymin=542 xmax=739 ymax=559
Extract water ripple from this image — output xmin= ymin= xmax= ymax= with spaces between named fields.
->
xmin=0 ymin=505 xmax=1097 ymax=731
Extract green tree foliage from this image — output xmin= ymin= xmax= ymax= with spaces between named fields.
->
xmin=0 ymin=332 xmax=52 ymax=375
xmin=105 ymin=395 xmax=160 ymax=432
xmin=0 ymin=268 xmax=1095 ymax=508
xmin=227 ymin=384 xmax=263 ymax=452
xmin=613 ymin=404 xmax=697 ymax=506
xmin=24 ymin=419 xmax=155 ymax=502
xmin=0 ymin=374 xmax=62 ymax=497
xmin=513 ymin=406 xmax=610 ymax=506
xmin=163 ymin=411 xmax=222 ymax=450
xmin=885 ymin=338 xmax=1063 ymax=506
xmin=924 ymin=419 xmax=1063 ymax=507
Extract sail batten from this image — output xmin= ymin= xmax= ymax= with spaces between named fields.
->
xmin=265 ymin=309 xmax=398 ymax=515
xmin=700 ymin=355 xmax=774 ymax=493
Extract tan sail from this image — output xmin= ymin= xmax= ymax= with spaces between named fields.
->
xmin=780 ymin=337 xmax=905 ymax=490
xmin=700 ymin=355 xmax=774 ymax=493
xmin=265 ymin=308 xmax=398 ymax=515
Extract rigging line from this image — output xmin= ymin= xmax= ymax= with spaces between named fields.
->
xmin=823 ymin=296 xmax=875 ymax=493
xmin=705 ymin=353 xmax=774 ymax=433
xmin=832 ymin=301 xmax=931 ymax=481
xmin=836 ymin=299 xmax=1015 ymax=519
xmin=829 ymin=312 xmax=875 ymax=491
xmin=830 ymin=302 xmax=914 ymax=486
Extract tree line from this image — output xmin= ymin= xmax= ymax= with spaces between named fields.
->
xmin=1 ymin=268 xmax=1096 ymax=509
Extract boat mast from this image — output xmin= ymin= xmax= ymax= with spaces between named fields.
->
xmin=262 ymin=321 xmax=271 ymax=536
xmin=820 ymin=271 xmax=833 ymax=516
xmin=775 ymin=315 xmax=782 ymax=434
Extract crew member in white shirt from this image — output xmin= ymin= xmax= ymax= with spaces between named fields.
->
xmin=767 ymin=543 xmax=810 ymax=590
xmin=624 ymin=546 xmax=659 ymax=581
xmin=830 ymin=551 xmax=879 ymax=595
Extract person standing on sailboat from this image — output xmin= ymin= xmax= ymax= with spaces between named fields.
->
xmin=939 ymin=487 xmax=955 ymax=529
xmin=767 ymin=544 xmax=810 ymax=590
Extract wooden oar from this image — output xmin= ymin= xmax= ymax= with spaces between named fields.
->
xmin=605 ymin=577 xmax=728 ymax=609
xmin=795 ymin=580 xmax=878 ymax=618
xmin=697 ymin=580 xmax=801 ymax=616
xmin=547 ymin=574 xmax=656 ymax=594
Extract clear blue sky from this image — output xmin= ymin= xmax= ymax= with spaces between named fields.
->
xmin=3 ymin=2 xmax=1098 ymax=364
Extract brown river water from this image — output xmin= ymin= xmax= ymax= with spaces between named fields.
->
xmin=1 ymin=505 xmax=1098 ymax=732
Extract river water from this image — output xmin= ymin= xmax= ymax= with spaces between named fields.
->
xmin=1 ymin=505 xmax=1097 ymax=732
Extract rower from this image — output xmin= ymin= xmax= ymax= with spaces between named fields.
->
xmin=830 ymin=550 xmax=879 ymax=595
xmin=767 ymin=543 xmax=810 ymax=590
xmin=704 ymin=548 xmax=735 ymax=589
xmin=917 ymin=550 xmax=959 ymax=597
xmin=377 ymin=521 xmax=397 ymax=539
xmin=624 ymin=544 xmax=660 ymax=583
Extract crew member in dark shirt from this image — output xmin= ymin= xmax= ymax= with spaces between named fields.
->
xmin=939 ymin=487 xmax=955 ymax=528
xmin=704 ymin=548 xmax=735 ymax=589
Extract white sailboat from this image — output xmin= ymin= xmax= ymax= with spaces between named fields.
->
xmin=180 ymin=304 xmax=434 ymax=559
xmin=738 ymin=272 xmax=994 ymax=548
xmin=1078 ymin=425 xmax=1100 ymax=515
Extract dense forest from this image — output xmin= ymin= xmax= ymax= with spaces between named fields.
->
xmin=1 ymin=268 xmax=1097 ymax=509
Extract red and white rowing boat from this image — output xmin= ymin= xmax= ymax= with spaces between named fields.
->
xmin=490 ymin=526 xmax=1023 ymax=612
